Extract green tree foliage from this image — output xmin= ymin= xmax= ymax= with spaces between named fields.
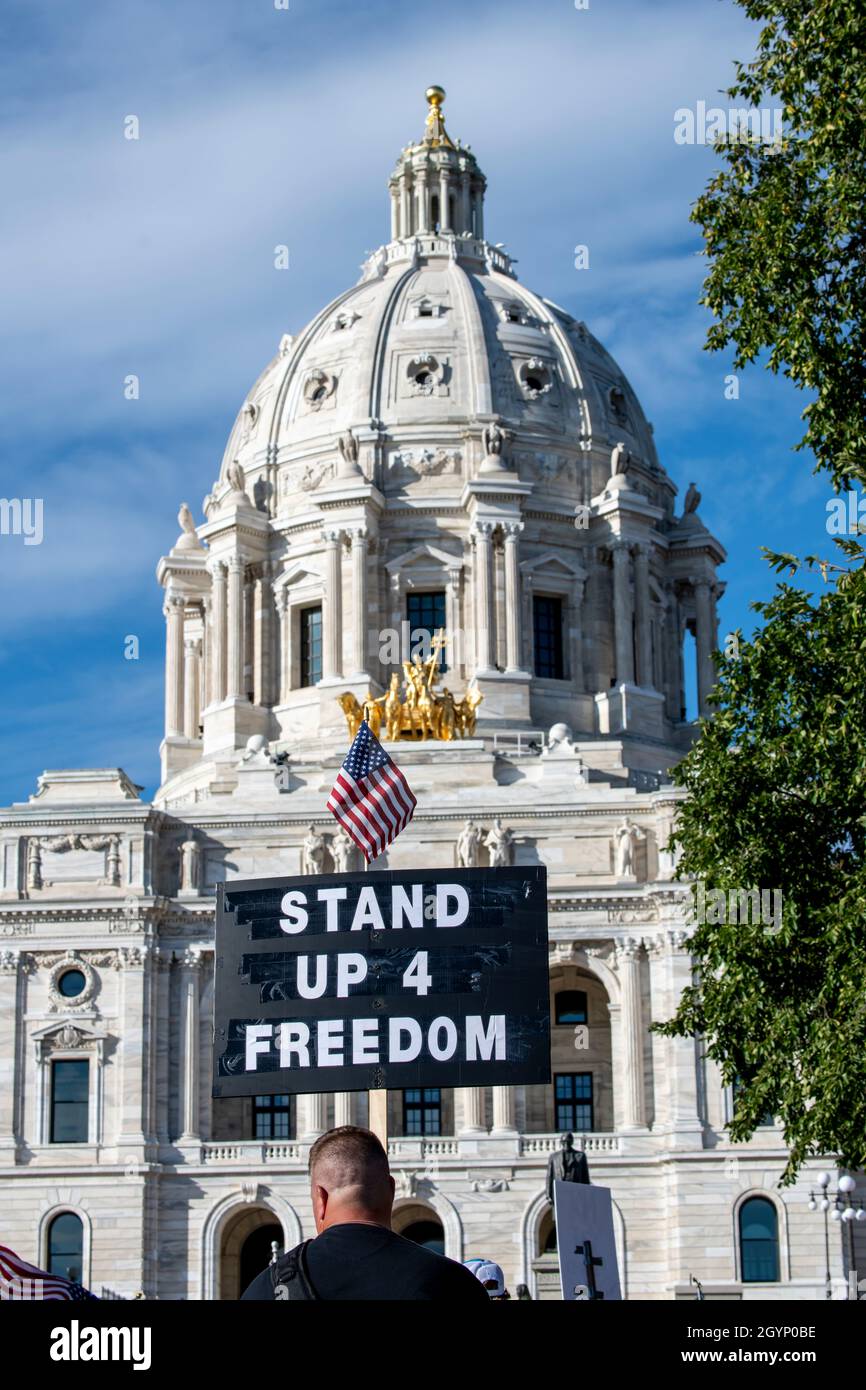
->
xmin=660 ymin=551 xmax=866 ymax=1182
xmin=693 ymin=0 xmax=866 ymax=482
xmin=661 ymin=2 xmax=866 ymax=1181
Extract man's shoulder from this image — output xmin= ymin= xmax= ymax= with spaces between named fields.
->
xmin=240 ymin=1266 xmax=275 ymax=1300
xmin=384 ymin=1232 xmax=490 ymax=1298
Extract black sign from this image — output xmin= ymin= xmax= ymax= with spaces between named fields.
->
xmin=212 ymin=866 xmax=550 ymax=1097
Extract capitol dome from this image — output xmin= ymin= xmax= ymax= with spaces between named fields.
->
xmin=157 ymin=87 xmax=725 ymax=794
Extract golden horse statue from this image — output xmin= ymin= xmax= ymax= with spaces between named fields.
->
xmin=337 ymin=627 xmax=483 ymax=742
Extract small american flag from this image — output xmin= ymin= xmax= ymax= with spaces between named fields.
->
xmin=0 ymin=1243 xmax=97 ymax=1301
xmin=327 ymin=720 xmax=416 ymax=862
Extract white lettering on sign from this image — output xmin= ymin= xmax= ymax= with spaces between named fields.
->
xmin=278 ymin=1021 xmax=310 ymax=1067
xmin=352 ymin=1017 xmax=380 ymax=1063
xmin=279 ymin=890 xmax=309 ymax=934
xmin=245 ymin=1024 xmax=274 ymax=1070
xmin=297 ymin=955 xmax=327 ymax=999
xmin=436 ymin=883 xmax=469 ymax=927
xmin=428 ymin=1016 xmax=458 ymax=1060
xmin=466 ymin=1013 xmax=506 ymax=1060
xmin=351 ymin=886 xmax=386 ymax=931
xmin=392 ymin=883 xmax=423 ymax=929
xmin=317 ymin=1019 xmax=344 ymax=1066
xmin=276 ymin=883 xmax=473 ymax=934
xmin=318 ymin=886 xmax=347 ymax=929
xmin=242 ymin=1015 xmax=507 ymax=1070
xmin=336 ymin=952 xmax=368 ymax=997
xmin=389 ymin=1016 xmax=423 ymax=1062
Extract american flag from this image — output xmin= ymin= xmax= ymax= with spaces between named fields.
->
xmin=0 ymin=1244 xmax=97 ymax=1301
xmin=327 ymin=720 xmax=416 ymax=862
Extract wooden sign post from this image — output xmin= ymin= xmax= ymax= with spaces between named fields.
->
xmin=368 ymin=1087 xmax=388 ymax=1148
xmin=363 ymin=858 xmax=389 ymax=1149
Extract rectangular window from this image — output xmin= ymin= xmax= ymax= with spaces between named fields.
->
xmin=554 ymin=1072 xmax=593 ymax=1132
xmin=402 ymin=1087 xmax=442 ymax=1136
xmin=253 ymin=1094 xmax=293 ymax=1140
xmin=732 ymin=1076 xmax=775 ymax=1128
xmin=300 ymin=605 xmax=323 ymax=687
xmin=406 ymin=591 xmax=448 ymax=672
xmin=51 ymin=1059 xmax=89 ymax=1143
xmin=533 ymin=595 xmax=564 ymax=679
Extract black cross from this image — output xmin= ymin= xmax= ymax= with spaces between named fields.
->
xmin=575 ymin=1240 xmax=605 ymax=1300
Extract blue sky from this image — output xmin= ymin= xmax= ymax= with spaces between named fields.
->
xmin=0 ymin=0 xmax=833 ymax=805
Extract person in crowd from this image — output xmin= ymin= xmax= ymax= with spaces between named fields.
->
xmin=241 ymin=1126 xmax=490 ymax=1302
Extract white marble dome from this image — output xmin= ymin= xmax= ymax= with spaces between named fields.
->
xmin=158 ymin=87 xmax=724 ymax=790
xmin=209 ymin=104 xmax=670 ymax=525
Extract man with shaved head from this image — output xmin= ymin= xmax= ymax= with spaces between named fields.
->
xmin=240 ymin=1126 xmax=489 ymax=1301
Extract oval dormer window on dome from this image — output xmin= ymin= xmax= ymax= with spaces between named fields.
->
xmin=406 ymin=354 xmax=443 ymax=397
xmin=303 ymin=369 xmax=337 ymax=412
xmin=518 ymin=358 xmax=553 ymax=399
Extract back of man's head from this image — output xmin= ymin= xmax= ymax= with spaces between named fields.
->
xmin=308 ymin=1126 xmax=395 ymax=1234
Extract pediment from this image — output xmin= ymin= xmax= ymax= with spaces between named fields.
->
xmin=386 ymin=542 xmax=463 ymax=576
xmin=273 ymin=560 xmax=323 ymax=593
xmin=520 ymin=550 xmax=586 ymax=582
xmin=32 ymin=1019 xmax=107 ymax=1049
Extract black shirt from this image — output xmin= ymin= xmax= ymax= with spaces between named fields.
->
xmin=240 ymin=1222 xmax=490 ymax=1302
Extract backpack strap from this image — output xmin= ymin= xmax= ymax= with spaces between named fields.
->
xmin=270 ymin=1241 xmax=317 ymax=1301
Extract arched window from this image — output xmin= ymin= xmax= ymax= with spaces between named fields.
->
xmin=402 ymin=1220 xmax=444 ymax=1255
xmin=47 ymin=1212 xmax=84 ymax=1285
xmin=739 ymin=1197 xmax=780 ymax=1283
xmin=555 ymin=990 xmax=587 ymax=1025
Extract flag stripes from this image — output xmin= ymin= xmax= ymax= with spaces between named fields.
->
xmin=0 ymin=1243 xmax=94 ymax=1301
xmin=327 ymin=721 xmax=416 ymax=862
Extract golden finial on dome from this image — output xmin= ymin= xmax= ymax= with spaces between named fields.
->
xmin=424 ymin=84 xmax=453 ymax=148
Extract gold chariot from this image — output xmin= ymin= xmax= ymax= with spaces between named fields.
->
xmin=337 ymin=631 xmax=482 ymax=742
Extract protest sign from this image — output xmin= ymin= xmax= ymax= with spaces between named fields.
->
xmin=212 ymin=865 xmax=550 ymax=1098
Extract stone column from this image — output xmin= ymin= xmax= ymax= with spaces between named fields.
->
xmin=301 ymin=1092 xmax=328 ymax=1140
xmin=665 ymin=931 xmax=703 ymax=1135
xmin=571 ymin=578 xmax=586 ymax=690
xmin=182 ymin=639 xmax=200 ymax=739
xmin=322 ymin=529 xmax=343 ymax=681
xmin=633 ymin=543 xmax=653 ymax=688
xmin=522 ymin=571 xmax=534 ymax=672
xmin=460 ymin=173 xmax=471 ymax=234
xmin=663 ymin=589 xmax=681 ymax=720
xmin=0 ymin=952 xmax=20 ymax=1150
xmin=209 ymin=562 xmax=227 ymax=704
xmin=200 ymin=595 xmax=212 ymax=712
xmin=472 ymin=522 xmax=495 ymax=673
xmin=694 ymin=580 xmax=714 ymax=716
xmin=226 ymin=555 xmax=245 ymax=700
xmin=491 ymin=1086 xmax=517 ymax=1133
xmin=276 ymin=588 xmax=291 ymax=702
xmin=400 ymin=174 xmax=411 ymax=238
xmin=417 ymin=168 xmax=429 ymax=233
xmin=458 ymin=1087 xmax=486 ymax=1134
xmin=350 ymin=527 xmax=369 ymax=677
xmin=390 ymin=187 xmax=399 ymax=240
xmin=163 ymin=595 xmax=185 ymax=738
xmin=502 ymin=521 xmax=524 ymax=673
xmin=610 ymin=541 xmax=635 ymax=685
xmin=334 ymin=1093 xmax=353 ymax=1128
xmin=439 ymin=169 xmax=450 ymax=230
xmin=178 ymin=949 xmax=202 ymax=1144
xmin=445 ymin=566 xmax=462 ymax=676
xmin=254 ymin=564 xmax=274 ymax=707
xmin=117 ymin=945 xmax=154 ymax=1151
xmin=616 ymin=938 xmax=647 ymax=1129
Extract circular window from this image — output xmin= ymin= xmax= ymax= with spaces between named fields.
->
xmin=525 ymin=375 xmax=543 ymax=392
xmin=58 ymin=969 xmax=86 ymax=999
xmin=311 ymin=385 xmax=327 ymax=402
xmin=415 ymin=370 xmax=432 ymax=388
